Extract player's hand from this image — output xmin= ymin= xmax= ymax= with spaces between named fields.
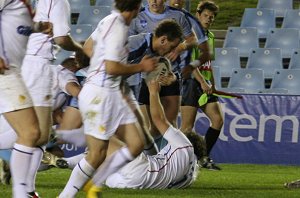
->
xmin=201 ymin=82 xmax=212 ymax=95
xmin=165 ymin=49 xmax=180 ymax=62
xmin=147 ymin=79 xmax=161 ymax=93
xmin=158 ymin=72 xmax=176 ymax=86
xmin=35 ymin=22 xmax=53 ymax=37
xmin=140 ymin=55 xmax=159 ymax=72
xmin=0 ymin=57 xmax=9 ymax=74
xmin=181 ymin=65 xmax=194 ymax=79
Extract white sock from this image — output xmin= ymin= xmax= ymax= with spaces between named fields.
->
xmin=59 ymin=157 xmax=94 ymax=198
xmin=10 ymin=143 xmax=35 ymax=198
xmin=93 ymin=147 xmax=134 ymax=187
xmin=26 ymin=146 xmax=44 ymax=193
xmin=64 ymin=153 xmax=86 ymax=169
xmin=56 ymin=127 xmax=86 ymax=147
xmin=0 ymin=129 xmax=18 ymax=149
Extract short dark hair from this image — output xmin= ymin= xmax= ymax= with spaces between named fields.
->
xmin=185 ymin=132 xmax=207 ymax=161
xmin=115 ymin=0 xmax=142 ymax=12
xmin=197 ymin=1 xmax=219 ymax=17
xmin=154 ymin=19 xmax=183 ymax=42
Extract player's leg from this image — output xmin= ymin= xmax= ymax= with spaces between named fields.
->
xmin=180 ymin=105 xmax=198 ymax=133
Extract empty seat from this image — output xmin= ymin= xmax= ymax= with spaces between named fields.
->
xmin=265 ymin=28 xmax=300 ymax=58
xmin=270 ymin=69 xmax=300 ymax=94
xmin=257 ymin=0 xmax=293 ymax=18
xmin=95 ymin=0 xmax=114 ymax=7
xmin=227 ymin=68 xmax=265 ymax=93
xmin=282 ymin=9 xmax=300 ymax=29
xmin=246 ymin=48 xmax=282 ymax=78
xmin=212 ymin=48 xmax=241 ymax=78
xmin=241 ymin=8 xmax=276 ymax=39
xmin=223 ymin=27 xmax=259 ymax=57
xmin=71 ymin=24 xmax=93 ymax=42
xmin=77 ymin=6 xmax=112 ymax=28
xmin=53 ymin=49 xmax=74 ymax=65
xmin=212 ymin=66 xmax=222 ymax=89
xmin=68 ymin=0 xmax=90 ymax=13
xmin=288 ymin=49 xmax=300 ymax=69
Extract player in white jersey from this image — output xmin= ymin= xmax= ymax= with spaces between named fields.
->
xmin=105 ymin=79 xmax=203 ymax=189
xmin=59 ymin=0 xmax=158 ymax=197
xmin=0 ymin=0 xmax=52 ymax=197
xmin=20 ymin=0 xmax=83 ymax=196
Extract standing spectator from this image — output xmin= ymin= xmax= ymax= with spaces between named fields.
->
xmin=59 ymin=0 xmax=158 ymax=197
xmin=179 ymin=1 xmax=223 ymax=170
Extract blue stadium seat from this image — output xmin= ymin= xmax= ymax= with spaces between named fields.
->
xmin=77 ymin=6 xmax=112 ymax=29
xmin=223 ymin=27 xmax=259 ymax=58
xmin=68 ymin=0 xmax=90 ymax=13
xmin=212 ymin=48 xmax=241 ymax=78
xmin=70 ymin=24 xmax=93 ymax=43
xmin=264 ymin=28 xmax=300 ymax=58
xmin=246 ymin=48 xmax=282 ymax=79
xmin=288 ymin=49 xmax=300 ymax=69
xmin=212 ymin=66 xmax=222 ymax=89
xmin=282 ymin=9 xmax=300 ymax=29
xmin=270 ymin=69 xmax=300 ymax=94
xmin=227 ymin=68 xmax=265 ymax=93
xmin=241 ymin=8 xmax=276 ymax=39
xmin=95 ymin=0 xmax=114 ymax=7
xmin=53 ymin=49 xmax=74 ymax=65
xmin=257 ymin=0 xmax=293 ymax=18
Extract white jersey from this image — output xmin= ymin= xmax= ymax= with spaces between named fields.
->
xmin=25 ymin=0 xmax=71 ymax=60
xmin=0 ymin=0 xmax=32 ymax=68
xmin=52 ymin=65 xmax=79 ymax=111
xmin=106 ymin=126 xmax=198 ymax=189
xmin=86 ymin=10 xmax=129 ymax=90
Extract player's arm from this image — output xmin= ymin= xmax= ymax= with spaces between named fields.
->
xmin=83 ymin=36 xmax=94 ymax=58
xmin=148 ymin=80 xmax=170 ymax=134
xmin=192 ymin=68 xmax=212 ymax=94
xmin=105 ymin=55 xmax=158 ymax=76
xmin=54 ymin=35 xmax=83 ymax=52
xmin=65 ymin=82 xmax=81 ymax=97
xmin=0 ymin=57 xmax=8 ymax=74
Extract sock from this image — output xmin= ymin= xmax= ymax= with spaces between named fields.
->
xmin=56 ymin=127 xmax=86 ymax=147
xmin=0 ymin=149 xmax=12 ymax=162
xmin=59 ymin=157 xmax=94 ymax=198
xmin=26 ymin=146 xmax=44 ymax=193
xmin=10 ymin=143 xmax=35 ymax=198
xmin=92 ymin=146 xmax=134 ymax=187
xmin=64 ymin=153 xmax=86 ymax=169
xmin=205 ymin=127 xmax=221 ymax=155
xmin=0 ymin=129 xmax=18 ymax=149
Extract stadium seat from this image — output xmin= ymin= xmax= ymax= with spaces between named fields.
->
xmin=77 ymin=6 xmax=112 ymax=29
xmin=212 ymin=48 xmax=241 ymax=78
xmin=288 ymin=49 xmax=300 ymax=69
xmin=241 ymin=8 xmax=276 ymax=39
xmin=227 ymin=68 xmax=265 ymax=93
xmin=257 ymin=0 xmax=293 ymax=18
xmin=212 ymin=66 xmax=222 ymax=89
xmin=95 ymin=0 xmax=114 ymax=7
xmin=70 ymin=24 xmax=93 ymax=43
xmin=53 ymin=49 xmax=74 ymax=65
xmin=223 ymin=27 xmax=259 ymax=58
xmin=68 ymin=0 xmax=90 ymax=13
xmin=264 ymin=28 xmax=300 ymax=58
xmin=270 ymin=69 xmax=300 ymax=95
xmin=282 ymin=9 xmax=300 ymax=29
xmin=246 ymin=48 xmax=282 ymax=79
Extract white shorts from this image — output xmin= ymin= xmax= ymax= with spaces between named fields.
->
xmin=105 ymin=153 xmax=148 ymax=188
xmin=0 ymin=67 xmax=33 ymax=113
xmin=21 ymin=55 xmax=53 ymax=107
xmin=79 ymin=84 xmax=137 ymax=140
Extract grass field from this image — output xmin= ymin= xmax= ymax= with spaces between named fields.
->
xmin=1 ymin=164 xmax=300 ymax=197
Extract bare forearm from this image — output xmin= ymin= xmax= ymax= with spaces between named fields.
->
xmin=54 ymin=35 xmax=82 ymax=52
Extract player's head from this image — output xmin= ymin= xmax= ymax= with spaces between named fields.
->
xmin=61 ymin=57 xmax=80 ymax=72
xmin=115 ymin=0 xmax=142 ymax=12
xmin=185 ymin=132 xmax=207 ymax=161
xmin=168 ymin=0 xmax=185 ymax=10
xmin=148 ymin=0 xmax=167 ymax=14
xmin=196 ymin=1 xmax=219 ymax=30
xmin=153 ymin=19 xmax=183 ymax=56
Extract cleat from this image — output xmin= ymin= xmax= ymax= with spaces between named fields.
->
xmin=200 ymin=157 xmax=221 ymax=171
xmin=83 ymin=180 xmax=103 ymax=198
xmin=27 ymin=191 xmax=40 ymax=198
xmin=284 ymin=179 xmax=300 ymax=189
xmin=42 ymin=151 xmax=69 ymax=169
xmin=0 ymin=158 xmax=11 ymax=185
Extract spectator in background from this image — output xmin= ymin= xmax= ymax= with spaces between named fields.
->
xmin=177 ymin=0 xmax=223 ymax=170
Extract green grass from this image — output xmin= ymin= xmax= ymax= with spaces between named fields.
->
xmin=1 ymin=164 xmax=300 ymax=197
